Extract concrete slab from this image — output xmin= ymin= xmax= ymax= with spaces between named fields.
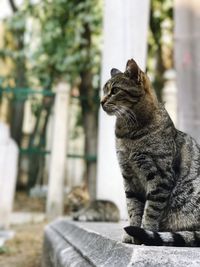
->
xmin=42 ymin=218 xmax=200 ymax=267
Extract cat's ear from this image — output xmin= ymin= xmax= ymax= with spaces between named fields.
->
xmin=110 ymin=68 xmax=122 ymax=77
xmin=125 ymin=59 xmax=140 ymax=82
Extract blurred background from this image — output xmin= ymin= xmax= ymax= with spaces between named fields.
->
xmin=0 ymin=0 xmax=199 ymax=266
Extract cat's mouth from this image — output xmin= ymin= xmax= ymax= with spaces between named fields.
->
xmin=101 ymin=103 xmax=116 ymax=115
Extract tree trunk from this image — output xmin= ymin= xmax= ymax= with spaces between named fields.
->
xmin=27 ymin=97 xmax=53 ymax=190
xmin=8 ymin=0 xmax=26 ymax=146
xmin=83 ymin=107 xmax=97 ymax=200
xmin=79 ymin=69 xmax=98 ymax=201
xmin=79 ymin=20 xmax=98 ymax=200
xmin=8 ymin=0 xmax=18 ymax=12
xmin=10 ymin=99 xmax=25 ymax=146
xmin=174 ymin=0 xmax=200 ymax=143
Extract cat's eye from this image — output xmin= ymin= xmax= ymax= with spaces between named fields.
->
xmin=111 ymin=87 xmax=119 ymax=95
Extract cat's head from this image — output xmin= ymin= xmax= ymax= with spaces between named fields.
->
xmin=101 ymin=59 xmax=158 ymax=124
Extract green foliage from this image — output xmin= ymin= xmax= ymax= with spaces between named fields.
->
xmin=0 ymin=246 xmax=9 ymax=254
xmin=0 ymin=0 xmax=102 ymax=91
xmin=27 ymin=0 xmax=102 ymax=89
xmin=0 ymin=2 xmax=29 ymax=87
xmin=149 ymin=0 xmax=173 ymax=46
xmin=148 ymin=0 xmax=173 ymax=100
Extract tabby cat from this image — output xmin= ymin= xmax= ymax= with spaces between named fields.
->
xmin=101 ymin=58 xmax=200 ymax=246
xmin=64 ymin=185 xmax=90 ymax=214
xmin=65 ymin=185 xmax=120 ymax=222
xmin=73 ymin=200 xmax=120 ymax=222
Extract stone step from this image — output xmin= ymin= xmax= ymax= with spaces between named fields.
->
xmin=42 ymin=218 xmax=200 ymax=267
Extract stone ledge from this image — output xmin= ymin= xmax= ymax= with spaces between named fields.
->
xmin=42 ymin=218 xmax=200 ymax=267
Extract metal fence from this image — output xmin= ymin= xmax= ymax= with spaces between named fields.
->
xmin=0 ymin=86 xmax=97 ymax=190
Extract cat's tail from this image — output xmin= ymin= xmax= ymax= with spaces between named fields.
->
xmin=124 ymin=226 xmax=200 ymax=247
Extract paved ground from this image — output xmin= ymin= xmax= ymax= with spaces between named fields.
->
xmin=0 ymin=222 xmax=45 ymax=267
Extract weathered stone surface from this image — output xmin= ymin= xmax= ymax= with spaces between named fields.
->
xmin=0 ymin=122 xmax=19 ymax=229
xmin=42 ymin=219 xmax=200 ymax=267
xmin=42 ymin=223 xmax=91 ymax=267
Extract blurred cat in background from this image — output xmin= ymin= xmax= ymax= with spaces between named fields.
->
xmin=64 ymin=184 xmax=120 ymax=222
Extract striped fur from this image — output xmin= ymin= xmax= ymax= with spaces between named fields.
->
xmin=124 ymin=226 xmax=200 ymax=247
xmin=101 ymin=59 xmax=200 ymax=247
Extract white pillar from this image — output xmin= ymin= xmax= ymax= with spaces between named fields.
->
xmin=0 ymin=123 xmax=18 ymax=229
xmin=162 ymin=70 xmax=177 ymax=126
xmin=97 ymin=0 xmax=150 ymax=219
xmin=46 ymin=83 xmax=70 ymax=219
xmin=174 ymin=0 xmax=200 ymax=143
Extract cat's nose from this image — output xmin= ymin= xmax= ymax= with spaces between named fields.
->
xmin=101 ymin=96 xmax=107 ymax=106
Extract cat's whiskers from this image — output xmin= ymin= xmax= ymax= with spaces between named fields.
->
xmin=115 ymin=108 xmax=130 ymax=128
xmin=118 ymin=106 xmax=138 ymax=127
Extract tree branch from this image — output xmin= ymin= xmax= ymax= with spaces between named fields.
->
xmin=8 ymin=0 xmax=18 ymax=13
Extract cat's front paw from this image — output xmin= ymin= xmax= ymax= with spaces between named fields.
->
xmin=122 ymin=232 xmax=141 ymax=245
xmin=122 ymin=232 xmax=134 ymax=244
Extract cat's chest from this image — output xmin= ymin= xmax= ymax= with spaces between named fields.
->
xmin=116 ymin=137 xmax=143 ymax=159
xmin=115 ymin=136 xmax=164 ymax=170
xmin=116 ymin=137 xmax=147 ymax=188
